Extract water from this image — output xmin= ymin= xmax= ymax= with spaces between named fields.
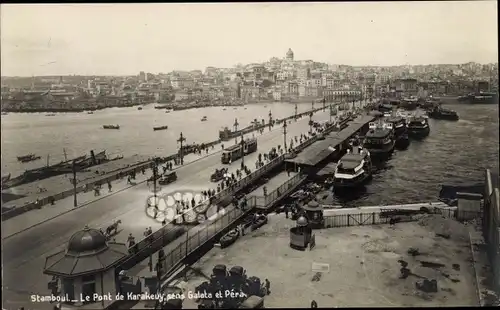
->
xmin=1 ymin=102 xmax=315 ymax=176
xmin=1 ymin=101 xmax=498 ymax=206
xmin=331 ymin=101 xmax=499 ymax=206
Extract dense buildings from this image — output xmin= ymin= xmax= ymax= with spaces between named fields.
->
xmin=1 ymin=49 xmax=497 ymax=111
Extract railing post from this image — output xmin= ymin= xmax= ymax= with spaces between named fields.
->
xmin=372 ymin=212 xmax=375 ymax=225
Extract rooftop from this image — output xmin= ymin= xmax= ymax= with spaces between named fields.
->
xmin=44 ymin=226 xmax=128 ymax=277
xmin=180 ymin=214 xmax=481 ymax=308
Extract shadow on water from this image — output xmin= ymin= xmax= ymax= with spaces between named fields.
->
xmin=333 ymin=186 xmax=368 ymax=206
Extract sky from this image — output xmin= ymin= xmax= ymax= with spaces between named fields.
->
xmin=1 ymin=2 xmax=498 ymax=76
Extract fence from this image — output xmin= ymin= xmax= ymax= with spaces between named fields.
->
xmin=121 ymin=117 xmax=328 ymax=275
xmin=253 ymin=174 xmax=306 ymax=209
xmin=121 ymin=156 xmax=285 ymax=265
xmin=222 ymin=107 xmax=324 ymax=141
xmin=158 ymin=197 xmax=257 ymax=279
xmin=323 ymin=207 xmax=462 ymax=228
xmin=484 ymin=169 xmax=500 ymax=295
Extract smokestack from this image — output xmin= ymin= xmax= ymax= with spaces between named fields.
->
xmin=90 ymin=150 xmax=96 ymax=165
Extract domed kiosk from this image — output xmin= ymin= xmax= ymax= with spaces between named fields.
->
xmin=289 ymin=213 xmax=313 ymax=250
xmin=44 ymin=225 xmax=128 ymax=308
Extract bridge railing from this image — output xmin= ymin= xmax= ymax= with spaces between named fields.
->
xmin=121 ymin=115 xmax=338 ymax=273
xmin=159 ymin=196 xmax=258 ymax=279
xmin=253 ymin=174 xmax=305 ymax=209
xmin=122 ymin=155 xmax=285 ymax=265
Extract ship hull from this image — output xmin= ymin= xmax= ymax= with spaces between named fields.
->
xmin=395 ymin=134 xmax=410 ymax=149
xmin=427 ymin=112 xmax=459 ymax=121
xmin=333 ymin=172 xmax=372 ymax=189
xmin=364 ymin=140 xmax=395 ymax=159
xmin=407 ymin=127 xmax=430 ymax=139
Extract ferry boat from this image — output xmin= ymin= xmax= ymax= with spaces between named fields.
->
xmin=427 ymin=105 xmax=459 ymax=121
xmin=87 ymin=111 xmax=94 ymax=114
xmin=377 ymin=102 xmax=393 ymax=114
xmin=137 ymin=106 xmax=143 ymax=110
xmin=201 ymin=116 xmax=208 ymax=121
xmin=400 ymin=97 xmax=418 ymax=110
xmin=406 ymin=115 xmax=430 ymax=139
xmin=103 ymin=125 xmax=120 ymax=130
xmin=458 ymin=92 xmax=498 ymax=104
xmin=362 ymin=121 xmax=395 ymax=158
xmin=333 ymin=146 xmax=372 ymax=189
xmin=153 ymin=125 xmax=169 ymax=131
xmin=17 ymin=154 xmax=41 ymax=163
xmin=45 ymin=113 xmax=56 ymax=116
xmin=385 ymin=112 xmax=410 ymax=149
xmin=221 ymin=138 xmax=258 ymax=164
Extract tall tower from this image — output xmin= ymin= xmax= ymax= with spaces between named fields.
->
xmin=286 ymin=48 xmax=294 ymax=61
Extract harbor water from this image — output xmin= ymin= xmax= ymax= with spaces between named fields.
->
xmin=1 ymin=100 xmax=498 ymax=206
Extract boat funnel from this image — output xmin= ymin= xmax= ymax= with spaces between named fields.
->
xmin=90 ymin=150 xmax=96 ymax=165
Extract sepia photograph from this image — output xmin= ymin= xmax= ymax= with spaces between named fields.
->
xmin=1 ymin=2 xmax=498 ymax=309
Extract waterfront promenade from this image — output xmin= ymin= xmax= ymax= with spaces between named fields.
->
xmin=1 ymin=107 xmax=335 ymax=310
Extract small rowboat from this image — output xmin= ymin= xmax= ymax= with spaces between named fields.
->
xmin=153 ymin=125 xmax=169 ymax=131
xmin=103 ymin=125 xmax=120 ymax=129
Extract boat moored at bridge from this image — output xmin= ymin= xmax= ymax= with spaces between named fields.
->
xmin=362 ymin=121 xmax=395 ymax=158
xmin=333 ymin=146 xmax=372 ymax=189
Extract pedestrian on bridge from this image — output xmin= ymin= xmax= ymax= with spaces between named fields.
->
xmin=265 ymin=279 xmax=271 ymax=295
xmin=127 ymin=233 xmax=135 ymax=247
xmin=94 ymin=185 xmax=101 ymax=197
xmin=107 ymin=181 xmax=112 ymax=193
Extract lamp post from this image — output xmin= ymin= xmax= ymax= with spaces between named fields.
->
xmin=329 ymin=104 xmax=333 ymax=123
xmin=240 ymin=133 xmax=245 ymax=169
xmin=309 ymin=112 xmax=313 ymax=134
xmin=294 ymin=103 xmax=298 ymax=121
xmin=72 ymin=160 xmax=77 ymax=207
xmin=283 ymin=120 xmax=288 ymax=153
xmin=177 ymin=132 xmax=186 ymax=165
xmin=311 ymin=100 xmax=314 ymax=112
xmin=233 ymin=118 xmax=239 ymax=144
xmin=268 ymin=110 xmax=273 ymax=130
xmin=153 ymin=158 xmax=158 ymax=211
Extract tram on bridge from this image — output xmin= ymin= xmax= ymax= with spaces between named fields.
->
xmin=221 ymin=138 xmax=258 ymax=164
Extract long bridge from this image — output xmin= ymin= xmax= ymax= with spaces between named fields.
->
xmin=2 ymin=101 xmax=374 ymax=310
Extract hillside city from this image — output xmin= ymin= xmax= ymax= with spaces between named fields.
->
xmin=1 ymin=48 xmax=498 ymax=112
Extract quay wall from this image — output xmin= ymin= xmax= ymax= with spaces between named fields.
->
xmin=484 ymin=169 xmax=500 ymax=295
xmin=1 ymin=141 xmax=223 ymax=220
xmin=323 ymin=203 xmax=455 ymax=228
